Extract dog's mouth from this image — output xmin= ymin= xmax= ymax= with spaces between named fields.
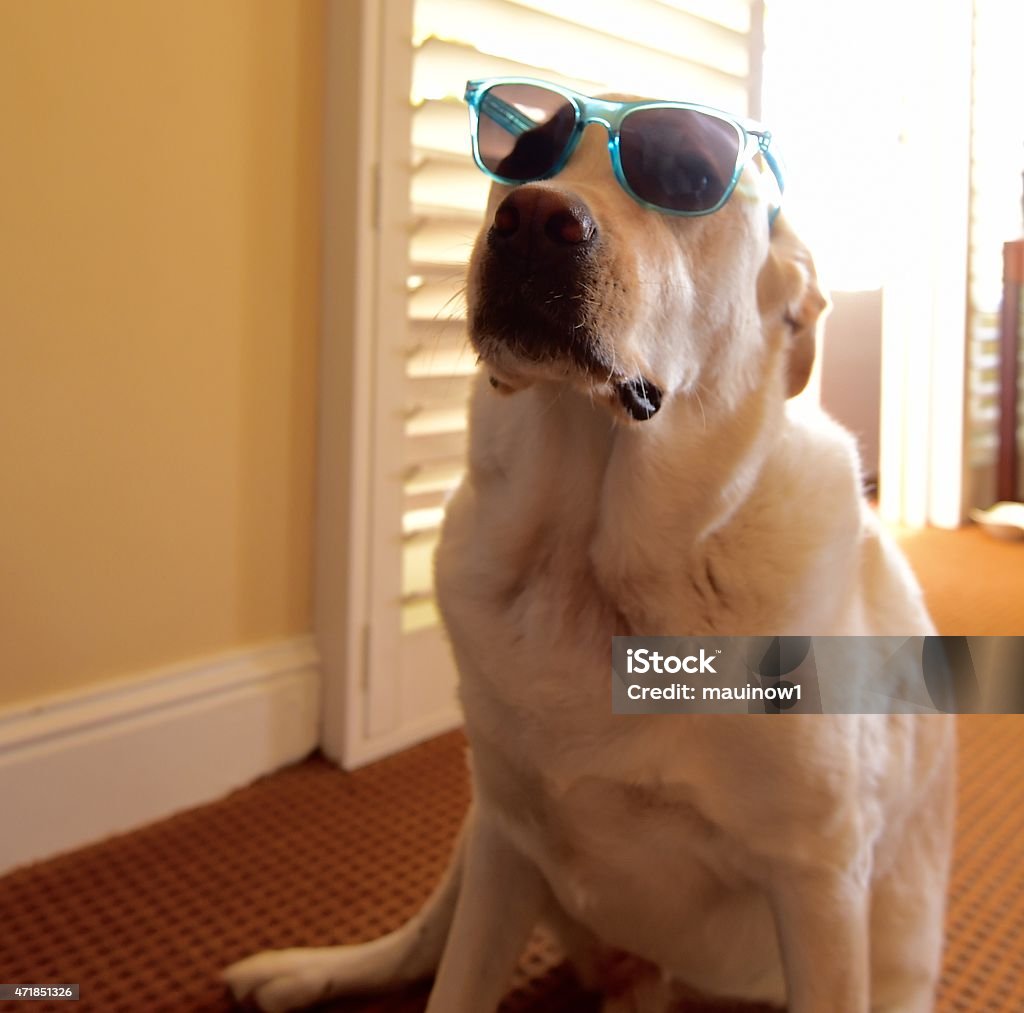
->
xmin=614 ymin=376 xmax=663 ymax=420
xmin=472 ymin=298 xmax=664 ymax=423
xmin=471 ymin=250 xmax=663 ymax=422
xmin=472 ymin=304 xmax=663 ymax=422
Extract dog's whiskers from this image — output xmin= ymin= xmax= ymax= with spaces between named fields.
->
xmin=694 ymin=389 xmax=708 ymax=430
xmin=434 ymin=286 xmax=468 ymax=323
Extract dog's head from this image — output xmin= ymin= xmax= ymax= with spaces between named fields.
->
xmin=466 ymin=112 xmax=826 ymax=423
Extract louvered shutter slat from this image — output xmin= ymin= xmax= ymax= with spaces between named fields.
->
xmin=410 ymin=219 xmax=479 ymax=268
xmin=412 ymin=100 xmax=471 ymax=157
xmin=412 ymin=37 xmax=603 ymax=103
xmin=501 ymin=0 xmax=749 ymax=75
xmin=412 ymin=157 xmax=489 ymax=214
xmin=416 ymin=0 xmax=749 ymax=101
xmin=655 ymin=0 xmax=751 ymax=33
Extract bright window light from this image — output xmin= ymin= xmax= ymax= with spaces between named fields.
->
xmin=762 ymin=0 xmax=914 ymax=292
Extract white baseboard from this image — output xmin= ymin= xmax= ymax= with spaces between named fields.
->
xmin=0 ymin=638 xmax=320 ymax=876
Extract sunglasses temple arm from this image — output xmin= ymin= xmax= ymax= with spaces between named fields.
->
xmin=478 ymin=92 xmax=535 ymax=136
xmin=759 ymin=144 xmax=785 ymax=227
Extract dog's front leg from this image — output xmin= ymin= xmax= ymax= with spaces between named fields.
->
xmin=770 ymin=870 xmax=870 ymax=1013
xmin=425 ymin=805 xmax=548 ymax=1013
xmin=223 ymin=820 xmax=467 ymax=1011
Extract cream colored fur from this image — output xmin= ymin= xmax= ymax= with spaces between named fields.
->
xmin=225 ymin=123 xmax=955 ymax=1013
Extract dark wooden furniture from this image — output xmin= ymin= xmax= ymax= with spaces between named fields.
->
xmin=998 ymin=239 xmax=1024 ymax=501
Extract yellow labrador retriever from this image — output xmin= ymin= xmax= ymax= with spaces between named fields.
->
xmin=226 ymin=80 xmax=955 ymax=1013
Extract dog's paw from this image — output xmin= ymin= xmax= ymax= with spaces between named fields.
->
xmin=222 ymin=947 xmax=345 ymax=1012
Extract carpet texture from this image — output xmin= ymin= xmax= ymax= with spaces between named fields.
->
xmin=0 ymin=525 xmax=1021 ymax=1012
xmin=895 ymin=524 xmax=1024 ymax=636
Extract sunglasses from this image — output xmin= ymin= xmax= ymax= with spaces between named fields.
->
xmin=465 ymin=77 xmax=784 ymax=222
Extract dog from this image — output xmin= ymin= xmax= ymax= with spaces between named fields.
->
xmin=225 ymin=83 xmax=956 ymax=1012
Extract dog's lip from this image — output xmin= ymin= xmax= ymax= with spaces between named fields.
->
xmin=615 ymin=376 xmax=663 ymax=420
xmin=476 ymin=341 xmax=611 ymax=384
xmin=479 ymin=348 xmax=664 ymax=421
xmin=472 ymin=324 xmax=612 ymax=381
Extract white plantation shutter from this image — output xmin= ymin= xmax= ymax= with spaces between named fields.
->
xmin=966 ymin=0 xmax=1024 ymax=504
xmin=356 ymin=0 xmax=762 ymax=760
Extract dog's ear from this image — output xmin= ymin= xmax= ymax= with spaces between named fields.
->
xmin=756 ymin=213 xmax=828 ymax=398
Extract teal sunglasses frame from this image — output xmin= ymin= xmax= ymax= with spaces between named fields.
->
xmin=464 ymin=77 xmax=784 ymax=223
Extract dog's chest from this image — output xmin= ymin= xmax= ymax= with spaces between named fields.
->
xmin=435 ymin=484 xmax=798 ymax=999
xmin=469 ymin=726 xmax=783 ymax=998
xmin=441 ymin=536 xmax=776 ymax=982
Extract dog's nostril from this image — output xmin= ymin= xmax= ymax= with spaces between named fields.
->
xmin=545 ymin=209 xmax=595 ymax=246
xmin=493 ymin=203 xmax=519 ymax=238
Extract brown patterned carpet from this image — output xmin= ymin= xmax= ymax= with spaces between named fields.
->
xmin=0 ymin=525 xmax=1022 ymax=1012
xmin=895 ymin=524 xmax=1024 ymax=637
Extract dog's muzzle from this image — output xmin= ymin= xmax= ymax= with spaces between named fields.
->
xmin=472 ymin=184 xmax=662 ymax=420
xmin=472 ymin=185 xmax=600 ymax=362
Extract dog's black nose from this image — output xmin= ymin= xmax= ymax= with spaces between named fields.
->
xmin=489 ymin=186 xmax=596 ymax=262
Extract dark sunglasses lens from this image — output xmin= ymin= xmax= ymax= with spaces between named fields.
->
xmin=476 ymin=84 xmax=576 ymax=181
xmin=619 ymin=108 xmax=742 ymax=212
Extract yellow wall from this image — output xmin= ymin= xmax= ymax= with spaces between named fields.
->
xmin=0 ymin=1 xmax=327 ymax=707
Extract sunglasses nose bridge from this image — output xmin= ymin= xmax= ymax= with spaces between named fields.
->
xmin=572 ymin=101 xmax=622 ymax=181
xmin=575 ymin=95 xmax=620 ymax=136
